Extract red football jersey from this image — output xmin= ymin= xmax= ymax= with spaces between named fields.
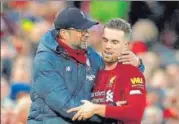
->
xmin=91 ymin=63 xmax=146 ymax=124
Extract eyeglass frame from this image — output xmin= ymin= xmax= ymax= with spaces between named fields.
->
xmin=66 ymin=28 xmax=88 ymax=36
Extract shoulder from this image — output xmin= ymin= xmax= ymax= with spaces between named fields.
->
xmin=117 ymin=64 xmax=146 ymax=92
xmin=35 ymin=51 xmax=57 ymax=61
xmin=117 ymin=64 xmax=145 ymax=79
xmin=33 ymin=51 xmax=63 ymax=73
xmin=118 ymin=64 xmax=142 ymax=73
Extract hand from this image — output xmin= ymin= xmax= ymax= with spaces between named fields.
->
xmin=67 ymin=100 xmax=96 ymax=121
xmin=118 ymin=51 xmax=140 ymax=67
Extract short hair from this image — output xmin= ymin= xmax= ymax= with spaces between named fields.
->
xmin=105 ymin=18 xmax=132 ymax=39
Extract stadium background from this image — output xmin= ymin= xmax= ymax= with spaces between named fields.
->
xmin=1 ymin=1 xmax=179 ymax=124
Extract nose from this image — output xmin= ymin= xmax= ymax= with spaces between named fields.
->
xmin=105 ymin=41 xmax=112 ymax=49
xmin=84 ymin=31 xmax=89 ymax=37
xmin=80 ymin=31 xmax=89 ymax=42
xmin=82 ymin=31 xmax=90 ymax=41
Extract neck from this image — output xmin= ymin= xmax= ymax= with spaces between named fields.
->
xmin=104 ymin=62 xmax=118 ymax=70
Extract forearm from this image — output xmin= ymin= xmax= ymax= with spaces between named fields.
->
xmin=105 ymin=104 xmax=145 ymax=121
xmin=93 ymin=104 xmax=143 ymax=120
xmin=105 ymin=95 xmax=146 ymax=121
xmin=92 ymin=96 xmax=145 ymax=121
xmin=93 ymin=104 xmax=106 ymax=117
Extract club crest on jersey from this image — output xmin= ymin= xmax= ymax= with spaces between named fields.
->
xmin=108 ymin=76 xmax=116 ymax=87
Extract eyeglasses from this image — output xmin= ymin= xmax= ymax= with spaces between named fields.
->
xmin=67 ymin=28 xmax=88 ymax=35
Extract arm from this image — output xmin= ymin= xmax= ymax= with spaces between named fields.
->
xmin=104 ymin=91 xmax=146 ymax=121
xmin=32 ymin=60 xmax=83 ymax=119
xmin=118 ymin=51 xmax=145 ymax=72
xmin=100 ymin=68 xmax=146 ymax=121
xmin=68 ymin=67 xmax=146 ymax=122
xmin=71 ymin=91 xmax=145 ymax=121
xmin=77 ymin=89 xmax=146 ymax=121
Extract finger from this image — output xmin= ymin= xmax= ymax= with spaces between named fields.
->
xmin=67 ymin=107 xmax=80 ymax=113
xmin=118 ymin=58 xmax=131 ymax=63
xmin=122 ymin=61 xmax=131 ymax=65
xmin=118 ymin=58 xmax=129 ymax=63
xmin=77 ymin=113 xmax=84 ymax=121
xmin=82 ymin=116 xmax=87 ymax=121
xmin=118 ymin=55 xmax=131 ymax=60
xmin=122 ymin=51 xmax=132 ymax=55
xmin=72 ymin=110 xmax=82 ymax=121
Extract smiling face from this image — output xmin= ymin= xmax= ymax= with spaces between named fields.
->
xmin=59 ymin=28 xmax=89 ymax=50
xmin=101 ymin=18 xmax=131 ymax=65
xmin=102 ymin=27 xmax=129 ymax=64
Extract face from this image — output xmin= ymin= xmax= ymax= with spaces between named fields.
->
xmin=60 ymin=28 xmax=89 ymax=50
xmin=87 ymin=24 xmax=104 ymax=48
xmin=102 ymin=28 xmax=129 ymax=63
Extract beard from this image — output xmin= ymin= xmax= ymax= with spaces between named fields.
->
xmin=102 ymin=52 xmax=118 ymax=64
xmin=104 ymin=57 xmax=118 ymax=64
xmin=80 ymin=41 xmax=88 ymax=50
xmin=79 ymin=36 xmax=89 ymax=50
xmin=75 ymin=41 xmax=88 ymax=50
xmin=72 ymin=40 xmax=88 ymax=50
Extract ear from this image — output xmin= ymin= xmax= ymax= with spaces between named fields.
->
xmin=123 ymin=41 xmax=130 ymax=51
xmin=59 ymin=29 xmax=67 ymax=39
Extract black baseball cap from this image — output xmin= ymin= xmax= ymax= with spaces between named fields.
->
xmin=54 ymin=7 xmax=98 ymax=30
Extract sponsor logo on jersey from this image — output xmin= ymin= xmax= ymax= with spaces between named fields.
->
xmin=130 ymin=77 xmax=143 ymax=85
xmin=129 ymin=90 xmax=142 ymax=95
xmin=106 ymin=90 xmax=114 ymax=102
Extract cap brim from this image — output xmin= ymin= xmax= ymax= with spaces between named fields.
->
xmin=77 ymin=20 xmax=99 ymax=30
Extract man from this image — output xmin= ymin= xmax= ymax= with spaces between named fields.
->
xmin=28 ymin=7 xmax=144 ymax=124
xmin=68 ymin=19 xmax=146 ymax=124
xmin=88 ymin=24 xmax=143 ymax=67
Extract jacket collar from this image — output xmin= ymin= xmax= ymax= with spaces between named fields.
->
xmin=37 ymin=29 xmax=93 ymax=61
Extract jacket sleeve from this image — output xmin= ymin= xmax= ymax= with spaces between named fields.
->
xmin=88 ymin=115 xmax=103 ymax=123
xmin=105 ymin=67 xmax=146 ymax=122
xmin=138 ymin=59 xmax=145 ymax=73
xmin=32 ymin=60 xmax=83 ymax=119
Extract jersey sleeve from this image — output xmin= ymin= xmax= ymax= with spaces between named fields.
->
xmin=105 ymin=65 xmax=146 ymax=122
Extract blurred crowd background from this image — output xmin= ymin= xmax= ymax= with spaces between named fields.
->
xmin=1 ymin=1 xmax=179 ymax=124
